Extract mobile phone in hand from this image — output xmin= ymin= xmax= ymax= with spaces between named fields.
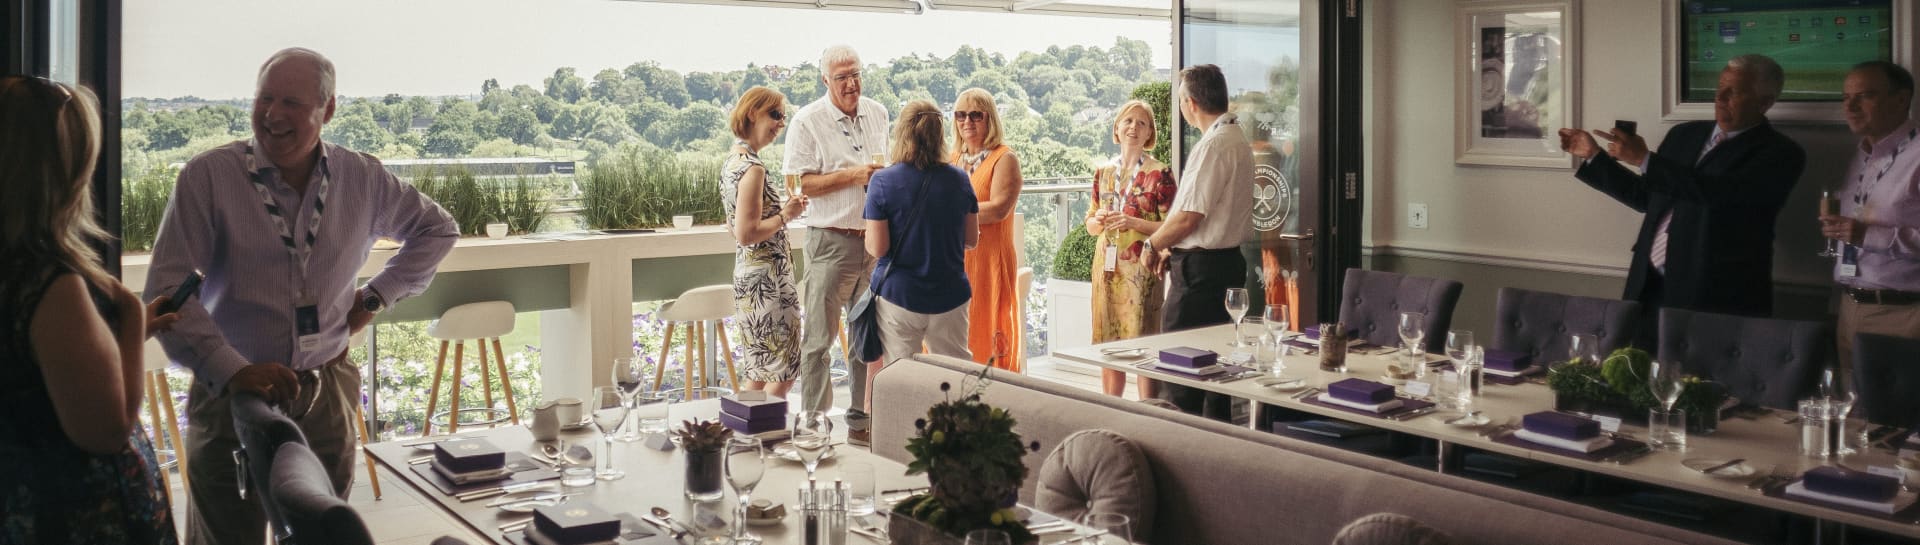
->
xmin=156 ymin=272 xmax=202 ymax=314
xmin=1614 ymin=119 xmax=1638 ymax=138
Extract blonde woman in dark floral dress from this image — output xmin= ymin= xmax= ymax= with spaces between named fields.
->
xmin=0 ymin=76 xmax=179 ymax=544
xmin=721 ymin=86 xmax=809 ymax=398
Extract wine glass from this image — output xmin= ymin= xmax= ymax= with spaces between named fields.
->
xmin=1822 ymin=367 xmax=1859 ymax=456
xmin=963 ymin=529 xmax=1011 ymax=545
xmin=590 ymin=387 xmax=629 ymax=480
xmin=1648 ymin=361 xmax=1687 ymax=450
xmin=1398 ymin=312 xmax=1426 ymax=373
xmin=1077 ymin=513 xmax=1133 ymax=544
xmin=1819 ymin=190 xmax=1842 ymax=257
xmin=784 ymin=173 xmax=808 ymax=220
xmin=725 ymin=435 xmax=766 ymax=545
xmin=790 ymin=411 xmax=833 ymax=482
xmin=612 ymin=357 xmax=648 ymax=441
xmin=1224 ymin=288 xmax=1251 ymax=347
xmin=1262 ymin=305 xmax=1290 ymax=364
xmin=1445 ymin=330 xmax=1475 ymax=371
xmin=1568 ymin=334 xmax=1601 ymax=366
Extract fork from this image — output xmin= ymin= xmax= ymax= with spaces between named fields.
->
xmin=1289 ymin=387 xmax=1323 ymax=400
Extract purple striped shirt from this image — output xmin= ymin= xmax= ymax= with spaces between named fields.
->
xmin=1837 ymin=119 xmax=1920 ymax=292
xmin=144 ymin=140 xmax=457 ymax=392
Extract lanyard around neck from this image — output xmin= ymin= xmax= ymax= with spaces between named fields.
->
xmin=1856 ymin=127 xmax=1919 ymax=206
xmin=244 ymin=145 xmax=330 ymax=297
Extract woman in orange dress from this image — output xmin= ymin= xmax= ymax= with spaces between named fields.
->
xmin=951 ymin=88 xmax=1023 ymax=372
xmin=1088 ymin=100 xmax=1176 ymax=398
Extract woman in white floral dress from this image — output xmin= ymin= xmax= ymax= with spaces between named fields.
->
xmin=721 ymin=86 xmax=809 ymax=397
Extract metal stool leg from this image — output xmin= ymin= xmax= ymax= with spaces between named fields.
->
xmin=423 ymin=341 xmax=450 ymax=437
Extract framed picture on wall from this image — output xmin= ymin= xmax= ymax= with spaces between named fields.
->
xmin=1455 ymin=0 xmax=1581 ymax=169
xmin=1661 ymin=0 xmax=1915 ymax=122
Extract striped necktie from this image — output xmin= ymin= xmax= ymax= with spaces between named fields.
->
xmin=1649 ymin=130 xmax=1727 ymax=272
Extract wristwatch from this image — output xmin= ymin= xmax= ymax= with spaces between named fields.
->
xmin=1141 ymin=238 xmax=1156 ymax=255
xmin=360 ymin=288 xmax=386 ymax=314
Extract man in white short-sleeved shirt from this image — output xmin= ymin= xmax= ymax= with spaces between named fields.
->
xmin=1143 ymin=64 xmax=1254 ymax=420
xmin=783 ymin=45 xmax=890 ymax=445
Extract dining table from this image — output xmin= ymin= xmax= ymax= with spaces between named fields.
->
xmin=1050 ymin=324 xmax=1920 ymax=540
xmin=366 ymin=398 xmax=1118 ymax=544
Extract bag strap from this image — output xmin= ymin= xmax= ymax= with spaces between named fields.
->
xmin=871 ymin=169 xmax=937 ymax=293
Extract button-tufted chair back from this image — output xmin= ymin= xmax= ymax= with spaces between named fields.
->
xmin=1657 ymin=308 xmax=1829 ymax=410
xmin=1852 ymin=333 xmax=1920 ymax=428
xmin=1336 ymin=269 xmax=1463 ymax=353
xmin=1490 ymin=288 xmax=1642 ymax=364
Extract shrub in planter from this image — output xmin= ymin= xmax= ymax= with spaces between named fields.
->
xmin=1051 ymin=225 xmax=1095 ymax=282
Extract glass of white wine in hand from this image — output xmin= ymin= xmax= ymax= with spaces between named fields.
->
xmin=1819 ymin=190 xmax=1841 ymax=258
xmin=784 ymin=173 xmax=808 ymax=220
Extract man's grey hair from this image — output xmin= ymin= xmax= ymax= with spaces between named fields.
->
xmin=258 ymin=47 xmax=336 ymax=101
xmin=820 ymin=45 xmax=861 ymax=74
xmin=1726 ymin=54 xmax=1785 ymax=102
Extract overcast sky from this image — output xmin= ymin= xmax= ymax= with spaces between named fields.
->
xmin=123 ymin=0 xmax=1174 ymax=99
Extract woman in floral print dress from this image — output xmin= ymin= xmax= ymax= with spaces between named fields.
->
xmin=1087 ymin=100 xmax=1177 ymax=399
xmin=720 ymin=86 xmax=809 ymax=397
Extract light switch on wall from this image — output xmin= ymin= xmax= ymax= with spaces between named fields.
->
xmin=1409 ymin=203 xmax=1429 ymax=229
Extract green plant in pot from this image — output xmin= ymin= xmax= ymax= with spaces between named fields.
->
xmin=892 ymin=368 xmax=1043 ymax=544
xmin=1546 ymin=347 xmax=1729 ymax=433
xmin=673 ymin=419 xmax=732 ymax=501
xmin=1051 ymin=225 xmax=1096 ymax=282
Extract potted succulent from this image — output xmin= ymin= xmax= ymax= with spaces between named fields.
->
xmin=673 ymin=419 xmax=732 ymax=500
xmin=891 ymin=368 xmax=1043 ymax=545
xmin=1546 ymin=347 xmax=1728 ymax=434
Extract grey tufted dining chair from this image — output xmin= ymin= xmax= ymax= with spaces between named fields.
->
xmin=1656 ymin=308 xmax=1829 ymax=410
xmin=1490 ymin=288 xmax=1642 ymax=364
xmin=1336 ymin=269 xmax=1463 ymax=353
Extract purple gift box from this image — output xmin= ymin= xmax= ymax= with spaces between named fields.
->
xmin=433 ymin=439 xmax=505 ymax=474
xmin=1803 ymin=466 xmax=1900 ymax=501
xmin=1304 ymin=325 xmax=1358 ymax=340
xmin=720 ymin=410 xmax=786 ymax=435
xmin=532 ymin=503 xmax=621 ymax=544
xmin=1483 ymin=349 xmax=1533 ymax=372
xmin=1327 ymin=378 xmax=1395 ymax=404
xmin=721 ymin=395 xmax=788 ymax=422
xmin=1522 ymin=411 xmax=1600 ymax=440
xmin=1159 ymin=347 xmax=1218 ymax=369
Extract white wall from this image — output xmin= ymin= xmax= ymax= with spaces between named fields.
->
xmin=1365 ymin=0 xmax=1861 ymax=288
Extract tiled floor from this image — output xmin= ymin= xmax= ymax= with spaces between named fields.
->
xmin=160 ymin=356 xmax=1120 ymax=543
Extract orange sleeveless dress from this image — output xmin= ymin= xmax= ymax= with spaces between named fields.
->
xmin=957 ymin=145 xmax=1022 ymax=372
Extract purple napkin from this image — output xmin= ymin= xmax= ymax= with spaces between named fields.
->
xmin=1328 ymin=378 xmax=1395 ymax=404
xmin=1159 ymin=347 xmax=1218 ymax=368
xmin=1522 ymin=411 xmax=1600 ymax=440
xmin=1804 ymin=466 xmax=1900 ymax=502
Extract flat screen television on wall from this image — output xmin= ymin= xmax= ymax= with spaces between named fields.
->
xmin=1680 ymin=0 xmax=1894 ymax=102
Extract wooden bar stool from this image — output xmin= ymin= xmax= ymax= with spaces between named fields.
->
xmin=347 ymin=328 xmax=382 ymax=499
xmin=650 ymin=285 xmax=741 ymax=396
xmin=141 ymin=339 xmax=187 ymax=501
xmin=422 ymin=301 xmax=520 ymax=436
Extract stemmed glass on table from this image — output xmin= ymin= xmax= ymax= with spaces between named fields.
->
xmin=612 ymin=357 xmax=647 ymax=441
xmin=1444 ymin=330 xmax=1476 ymax=410
xmin=1398 ymin=312 xmax=1427 ymax=377
xmin=590 ymin=387 xmax=629 ymax=480
xmin=725 ymin=435 xmax=766 ymax=545
xmin=790 ymin=411 xmax=833 ymax=482
xmin=1648 ymin=361 xmax=1686 ymax=450
xmin=1821 ymin=367 xmax=1859 ymax=456
xmin=1225 ymin=288 xmax=1251 ymax=347
xmin=1568 ymin=334 xmax=1601 ymax=366
xmin=1262 ymin=305 xmax=1290 ymax=370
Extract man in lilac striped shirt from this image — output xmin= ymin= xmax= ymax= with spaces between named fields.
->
xmin=1821 ymin=61 xmax=1920 ymax=379
xmin=144 ymin=48 xmax=456 ymax=545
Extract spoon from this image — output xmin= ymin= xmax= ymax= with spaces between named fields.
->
xmin=650 ymin=507 xmax=689 ymax=538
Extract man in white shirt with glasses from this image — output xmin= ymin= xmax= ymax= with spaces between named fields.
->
xmin=785 ymin=44 xmax=890 ymax=445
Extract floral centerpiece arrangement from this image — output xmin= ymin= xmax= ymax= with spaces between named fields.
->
xmin=1546 ymin=347 xmax=1728 ymax=433
xmin=892 ymin=368 xmax=1043 ymax=544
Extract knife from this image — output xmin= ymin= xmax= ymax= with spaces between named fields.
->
xmin=499 ymin=518 xmax=533 ymax=534
xmin=1289 ymin=387 xmax=1322 ymax=400
xmin=486 ymin=491 xmax=570 ymax=509
xmin=1698 ymin=458 xmax=1746 ymax=475
xmin=1388 ymin=406 xmax=1437 ymax=421
xmin=457 ymin=479 xmax=557 ymax=502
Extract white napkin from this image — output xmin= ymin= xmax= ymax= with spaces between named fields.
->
xmin=1155 ymin=362 xmax=1226 ymax=376
xmin=1785 ymin=481 xmax=1919 ymax=515
xmin=1484 ymin=365 xmax=1543 ymax=378
xmin=1315 ymin=392 xmax=1405 ymax=413
xmin=1514 ymin=428 xmax=1614 ymax=453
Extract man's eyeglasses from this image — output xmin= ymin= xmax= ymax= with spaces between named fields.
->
xmin=954 ymin=110 xmax=987 ymax=123
xmin=830 ymin=71 xmax=862 ymax=84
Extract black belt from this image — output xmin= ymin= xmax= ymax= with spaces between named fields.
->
xmin=1169 ymin=247 xmax=1239 ymax=255
xmin=1847 ymin=287 xmax=1920 ymax=305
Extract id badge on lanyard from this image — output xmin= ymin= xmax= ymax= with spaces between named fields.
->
xmin=247 ymin=145 xmax=330 ymax=353
xmin=296 ymin=286 xmax=322 ymax=352
xmin=1840 ymin=244 xmax=1861 ymax=278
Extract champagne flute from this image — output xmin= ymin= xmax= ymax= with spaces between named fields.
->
xmin=590 ymin=387 xmax=629 ymax=480
xmin=1819 ymin=190 xmax=1842 ymax=257
xmin=869 ymin=152 xmax=886 ymax=168
xmin=1224 ymin=288 xmax=1251 ymax=348
xmin=725 ymin=435 xmax=766 ymax=544
xmin=1398 ymin=312 xmax=1427 ymax=374
xmin=784 ymin=173 xmax=808 ymax=220
xmin=790 ymin=411 xmax=833 ymax=482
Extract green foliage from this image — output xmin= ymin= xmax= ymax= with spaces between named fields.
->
xmin=896 ymin=368 xmax=1039 ymax=543
xmin=580 ymin=146 xmax=725 ymax=230
xmin=503 ymin=175 xmax=552 ymax=234
xmin=1129 ymin=81 xmax=1173 ymax=165
xmin=1050 ymin=225 xmax=1095 ymax=281
xmin=412 ymin=168 xmax=551 ymax=235
xmin=1600 ymin=347 xmax=1652 ymax=396
xmin=671 ymin=419 xmax=733 ymax=451
xmin=121 ymin=166 xmax=178 ymax=252
xmin=1548 ymin=351 xmax=1729 ymax=421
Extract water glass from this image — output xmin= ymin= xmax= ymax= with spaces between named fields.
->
xmin=1077 ymin=513 xmax=1134 ymax=544
xmin=1224 ymin=288 xmax=1251 ymax=346
xmin=840 ymin=461 xmax=876 ymax=516
xmin=791 ymin=411 xmax=833 ymax=481
xmin=613 ymin=357 xmax=649 ymax=441
xmin=1649 ymin=408 xmax=1687 ymax=451
xmin=1397 ymin=312 xmax=1426 ymax=376
xmin=590 ymin=387 xmax=629 ymax=480
xmin=1238 ymin=317 xmax=1265 ymax=347
xmin=725 ymin=435 xmax=766 ymax=544
xmin=964 ymin=529 xmax=1011 ymax=545
xmin=561 ymin=466 xmax=596 ymax=488
xmin=1435 ymin=370 xmax=1462 ymax=409
xmin=1800 ymin=398 xmax=1835 ymax=458
xmin=1262 ymin=305 xmax=1290 ymax=339
xmin=632 ymin=389 xmax=672 ymax=436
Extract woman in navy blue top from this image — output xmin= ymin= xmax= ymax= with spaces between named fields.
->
xmin=863 ymin=99 xmax=979 ymax=364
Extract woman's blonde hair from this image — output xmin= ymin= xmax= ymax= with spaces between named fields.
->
xmin=729 ymin=86 xmax=787 ymax=141
xmin=951 ymin=88 xmax=1002 ymax=155
xmin=891 ymin=100 xmax=947 ymax=170
xmin=0 ymin=76 xmax=111 ymax=288
xmin=1110 ymin=99 xmax=1157 ymax=150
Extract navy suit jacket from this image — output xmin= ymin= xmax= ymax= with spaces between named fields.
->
xmin=1575 ymin=120 xmax=1805 ymax=317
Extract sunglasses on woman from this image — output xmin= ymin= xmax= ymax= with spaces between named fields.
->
xmin=953 ymin=110 xmax=986 ymax=122
xmin=768 ymin=109 xmax=785 ymax=122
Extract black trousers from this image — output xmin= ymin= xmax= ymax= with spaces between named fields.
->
xmin=1158 ymin=247 xmax=1246 ymax=421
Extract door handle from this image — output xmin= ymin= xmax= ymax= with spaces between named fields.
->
xmin=1279 ymin=229 xmax=1315 ymax=241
